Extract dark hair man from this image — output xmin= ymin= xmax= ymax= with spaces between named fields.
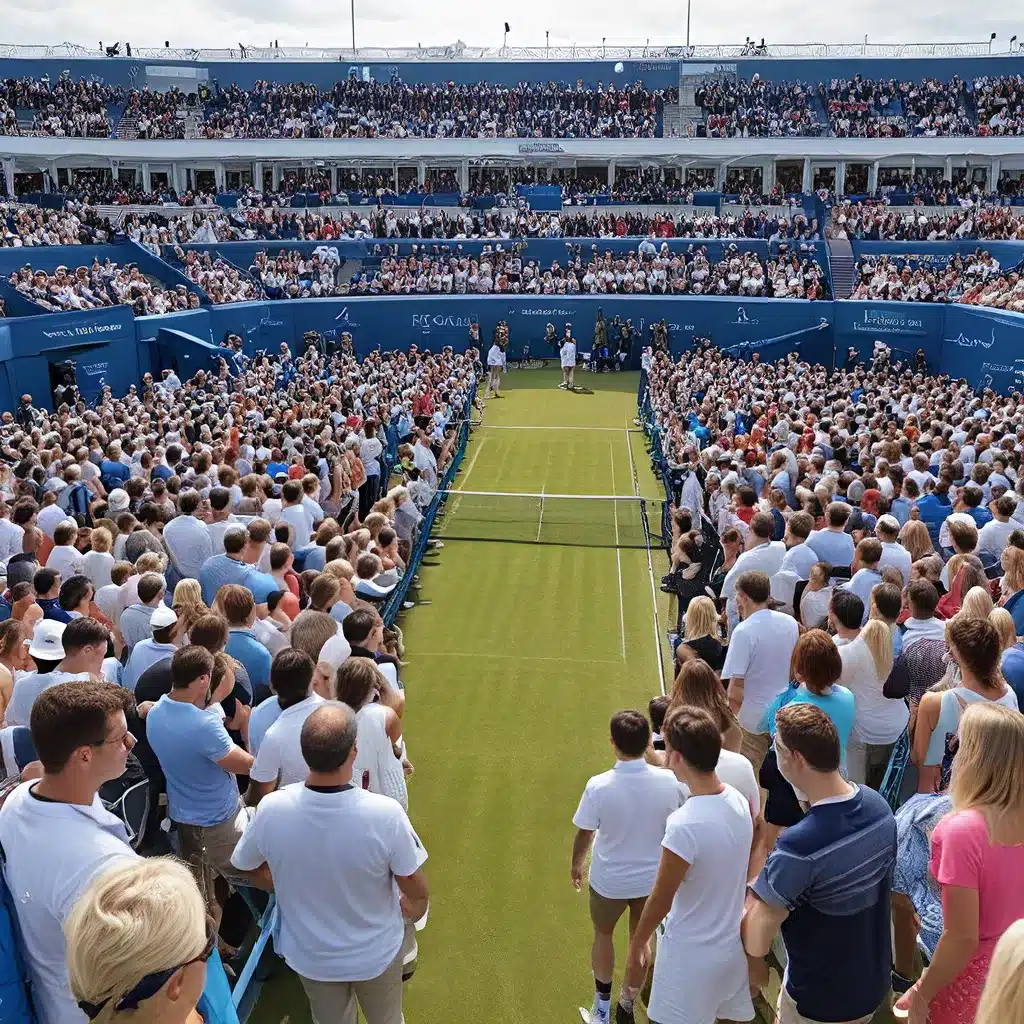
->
xmin=571 ymin=710 xmax=686 ymax=1024
xmin=0 ymin=681 xmax=137 ymax=1022
xmin=621 ymin=707 xmax=755 ymax=1024
xmin=743 ymin=703 xmax=896 ymax=1024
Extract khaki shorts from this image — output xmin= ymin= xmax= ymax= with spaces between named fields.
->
xmin=176 ymin=799 xmax=252 ymax=908
xmin=589 ymin=887 xmax=648 ymax=933
xmin=741 ymin=729 xmax=772 ymax=775
xmin=777 ymin=985 xmax=877 ymax=1024
xmin=299 ymin=923 xmax=416 ymax=1024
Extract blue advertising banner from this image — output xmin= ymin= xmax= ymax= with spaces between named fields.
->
xmin=834 ymin=301 xmax=945 ymax=364
xmin=941 ymin=306 xmax=1024 ymax=393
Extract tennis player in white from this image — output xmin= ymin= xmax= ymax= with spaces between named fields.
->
xmin=485 ymin=338 xmax=506 ymax=398
xmin=560 ymin=328 xmax=578 ymax=390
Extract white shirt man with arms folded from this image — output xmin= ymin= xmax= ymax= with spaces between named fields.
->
xmin=0 ymin=680 xmax=138 ymax=1023
xmin=232 ymin=702 xmax=428 ymax=1024
xmin=571 ymin=710 xmax=687 ymax=1024
xmin=722 ymin=570 xmax=799 ymax=773
xmin=721 ymin=513 xmax=786 ymax=632
xmin=145 ymin=644 xmax=254 ymax=919
xmin=620 ymin=707 xmax=755 ymax=1024
xmin=485 ymin=339 xmax=505 ymax=398
xmin=742 ymin=703 xmax=896 ymax=1024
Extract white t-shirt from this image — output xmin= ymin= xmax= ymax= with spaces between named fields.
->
xmin=0 ymin=780 xmax=138 ymax=1023
xmin=6 ymin=670 xmax=92 ymax=728
xmin=250 ymin=694 xmax=325 ymax=788
xmin=711 ymin=750 xmax=760 ymax=822
xmin=281 ymin=504 xmax=312 ymax=549
xmin=878 ymin=541 xmax=912 ymax=587
xmin=572 ymin=759 xmax=687 ymax=899
xmin=646 ymin=785 xmax=755 ymax=1024
xmin=231 ymin=783 xmax=427 ymax=982
xmin=840 ymin=634 xmax=909 ymax=745
xmin=721 ymin=608 xmax=800 ymax=733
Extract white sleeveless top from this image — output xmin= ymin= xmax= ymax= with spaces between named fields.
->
xmin=353 ymin=702 xmax=408 ymax=810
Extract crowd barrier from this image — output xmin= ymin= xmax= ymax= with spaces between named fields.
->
xmin=5 ymin=293 xmax=1024 ymax=415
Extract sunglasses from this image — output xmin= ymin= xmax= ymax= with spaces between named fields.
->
xmin=78 ymin=917 xmax=216 ymax=1019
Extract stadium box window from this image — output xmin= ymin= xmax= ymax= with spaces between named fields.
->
xmin=953 ymin=166 xmax=989 ymax=191
xmin=359 ymin=166 xmax=394 ymax=192
xmin=725 ymin=166 xmax=762 ymax=193
xmin=397 ymin=165 xmax=419 ymax=191
xmin=117 ymin=168 xmax=138 ymax=186
xmin=225 ymin=168 xmax=253 ymax=191
xmin=685 ymin=166 xmax=717 ymax=190
xmin=999 ymin=169 xmax=1024 ymax=197
xmin=845 ymin=163 xmax=869 ymax=194
xmin=424 ymin=166 xmax=460 ymax=193
xmin=14 ymin=172 xmax=43 ymax=196
xmin=469 ymin=165 xmax=509 ymax=193
xmin=878 ymin=166 xmax=913 ymax=189
xmin=262 ymin=167 xmax=274 ymax=192
xmin=812 ymin=165 xmax=836 ymax=192
xmin=151 ymin=171 xmax=170 ymax=191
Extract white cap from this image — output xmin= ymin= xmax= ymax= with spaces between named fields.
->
xmin=107 ymin=489 xmax=130 ymax=512
xmin=319 ymin=632 xmax=351 ymax=671
xmin=877 ymin=514 xmax=901 ymax=534
xmin=28 ymin=619 xmax=66 ymax=660
xmin=150 ymin=605 xmax=178 ymax=630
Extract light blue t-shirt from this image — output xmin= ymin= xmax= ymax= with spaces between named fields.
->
xmin=198 ymin=554 xmax=278 ymax=607
xmin=248 ymin=697 xmax=283 ymax=756
xmin=146 ymin=695 xmax=238 ymax=826
xmin=805 ymin=529 xmax=856 ymax=569
xmin=226 ymin=629 xmax=273 ymax=692
xmin=768 ymin=684 xmax=857 ymax=767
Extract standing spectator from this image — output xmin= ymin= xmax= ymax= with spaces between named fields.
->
xmin=145 ymin=645 xmax=254 ymax=918
xmin=231 ymin=703 xmax=429 ymax=1024
xmin=162 ymin=489 xmax=213 ymax=585
xmin=246 ymin=649 xmax=324 ymax=804
xmin=0 ymin=681 xmax=137 ymax=1023
xmin=743 ymin=703 xmax=897 ymax=1024
xmin=896 ymin=703 xmax=1024 ymax=1024
xmin=621 ymin=707 xmax=754 ymax=1024
xmin=722 ymin=570 xmax=800 ymax=772
xmin=121 ymin=604 xmax=179 ymax=692
xmin=46 ymin=520 xmax=83 ymax=580
xmin=198 ymin=526 xmax=277 ymax=609
xmin=570 ymin=710 xmax=686 ymax=1024
xmin=118 ymin=572 xmax=167 ymax=652
xmin=221 ymin=583 xmax=272 ymax=700
xmin=876 ymin=514 xmax=912 ymax=586
xmin=720 ymin=513 xmax=786 ymax=631
xmin=975 ymin=919 xmax=1024 ymax=1024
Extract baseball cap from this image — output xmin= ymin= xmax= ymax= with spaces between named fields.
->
xmin=877 ymin=514 xmax=901 ymax=533
xmin=28 ymin=620 xmax=66 ymax=660
xmin=151 ymin=605 xmax=178 ymax=630
xmin=107 ymin=489 xmax=130 ymax=513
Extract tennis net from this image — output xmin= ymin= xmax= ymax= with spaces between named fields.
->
xmin=436 ymin=490 xmax=668 ymax=549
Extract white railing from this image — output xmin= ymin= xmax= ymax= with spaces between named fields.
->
xmin=0 ymin=40 xmax=1004 ymax=62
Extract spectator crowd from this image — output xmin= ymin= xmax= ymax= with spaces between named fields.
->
xmin=0 ymin=335 xmax=473 ymax=1023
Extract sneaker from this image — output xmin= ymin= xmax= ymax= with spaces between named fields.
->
xmin=558 ymin=382 xmax=568 ymax=389
xmin=578 ymin=1004 xmax=610 ymax=1024
xmin=615 ymin=1002 xmax=636 ymax=1024
xmin=402 ymin=601 xmax=415 ymax=610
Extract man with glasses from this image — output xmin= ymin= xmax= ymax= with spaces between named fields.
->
xmin=0 ymin=679 xmax=138 ymax=1023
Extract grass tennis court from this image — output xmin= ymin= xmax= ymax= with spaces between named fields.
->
xmin=249 ymin=368 xmax=674 ymax=1023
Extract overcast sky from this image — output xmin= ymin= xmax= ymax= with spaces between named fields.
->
xmin=3 ymin=1 xmax=1022 ymax=55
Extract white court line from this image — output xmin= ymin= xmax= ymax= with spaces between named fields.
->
xmin=609 ymin=443 xmax=627 ymax=662
xmin=412 ymin=651 xmax=622 ymax=666
xmin=536 ymin=487 xmax=546 ymax=542
xmin=477 ymin=425 xmax=643 ymax=432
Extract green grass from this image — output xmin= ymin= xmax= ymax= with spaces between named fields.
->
xmin=249 ymin=369 xmax=675 ymax=1023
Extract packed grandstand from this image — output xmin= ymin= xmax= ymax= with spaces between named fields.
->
xmin=3 ymin=32 xmax=1024 ymax=1024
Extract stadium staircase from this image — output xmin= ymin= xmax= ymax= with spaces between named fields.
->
xmin=827 ymin=237 xmax=857 ymax=298
xmin=677 ymin=70 xmax=709 ymax=135
xmin=661 ymin=103 xmax=682 ymax=138
xmin=116 ymin=113 xmax=139 ymax=140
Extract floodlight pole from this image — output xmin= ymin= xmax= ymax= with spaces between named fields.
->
xmin=351 ymin=0 xmax=356 ymax=54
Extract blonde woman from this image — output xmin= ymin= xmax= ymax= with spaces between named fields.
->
xmin=843 ymin=618 xmax=906 ymax=790
xmin=172 ymin=579 xmax=209 ymax=640
xmin=896 ymin=704 xmax=1024 ymax=1024
xmin=1000 ymin=546 xmax=1024 ymax=629
xmin=899 ymin=520 xmax=934 ymax=564
xmin=975 ymin=919 xmax=1024 ymax=1024
xmin=913 ymin=618 xmax=1019 ymax=794
xmin=674 ymin=595 xmax=724 ymax=673
xmin=81 ymin=526 xmax=115 ymax=591
xmin=65 ymin=858 xmax=214 ymax=1024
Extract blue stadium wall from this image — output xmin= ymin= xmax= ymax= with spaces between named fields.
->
xmin=2 ymin=54 xmax=1023 ymax=91
xmin=3 ymin=295 xmax=1024 ymax=407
